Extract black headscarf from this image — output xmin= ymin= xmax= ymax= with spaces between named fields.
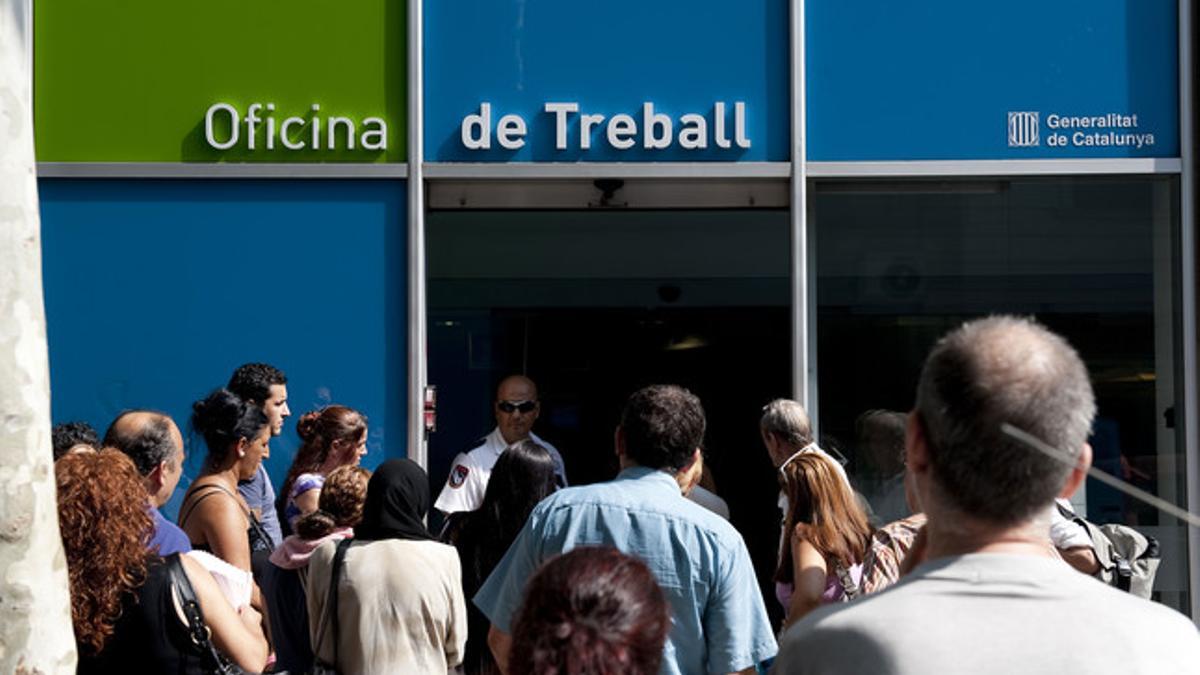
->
xmin=356 ymin=459 xmax=434 ymax=541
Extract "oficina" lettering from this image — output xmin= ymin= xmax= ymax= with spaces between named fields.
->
xmin=204 ymin=103 xmax=388 ymax=151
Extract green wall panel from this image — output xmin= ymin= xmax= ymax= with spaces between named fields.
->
xmin=35 ymin=0 xmax=406 ymax=162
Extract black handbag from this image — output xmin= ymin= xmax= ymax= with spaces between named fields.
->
xmin=310 ymin=538 xmax=352 ymax=675
xmin=166 ymin=553 xmax=254 ymax=675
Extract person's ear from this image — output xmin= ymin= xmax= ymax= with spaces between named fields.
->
xmin=147 ymin=461 xmax=166 ymax=492
xmin=235 ymin=437 xmax=249 ymax=459
xmin=905 ymin=411 xmax=931 ymax=475
xmin=1058 ymin=442 xmax=1093 ymax=499
xmin=613 ymin=426 xmax=626 ymax=459
xmin=676 ymin=449 xmax=703 ymax=495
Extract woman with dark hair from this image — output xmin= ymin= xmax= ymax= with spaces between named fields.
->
xmin=307 ymin=459 xmax=466 ymax=673
xmin=278 ymin=405 xmax=368 ymax=533
xmin=442 ymin=439 xmax=559 ymax=675
xmin=179 ymin=388 xmax=273 ymax=606
xmin=263 ymin=465 xmax=371 ymax=674
xmin=59 ymin=450 xmax=268 ymax=673
xmin=775 ymin=452 xmax=874 ymax=629
xmin=509 ymin=546 xmax=671 ymax=675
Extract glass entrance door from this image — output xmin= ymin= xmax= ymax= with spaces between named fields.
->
xmin=426 ymin=207 xmax=791 ymax=618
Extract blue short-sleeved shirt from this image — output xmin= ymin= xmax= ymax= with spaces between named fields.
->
xmin=238 ymin=464 xmax=282 ymax=547
xmin=475 ymin=466 xmax=777 ymax=675
xmin=149 ymin=506 xmax=191 ymax=556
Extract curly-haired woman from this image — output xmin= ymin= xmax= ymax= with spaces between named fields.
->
xmin=58 ymin=449 xmax=267 ymax=673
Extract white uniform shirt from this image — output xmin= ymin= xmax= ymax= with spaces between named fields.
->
xmin=433 ymin=428 xmax=567 ymax=514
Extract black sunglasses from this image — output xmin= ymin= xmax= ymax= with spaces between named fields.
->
xmin=497 ymin=400 xmax=538 ymax=414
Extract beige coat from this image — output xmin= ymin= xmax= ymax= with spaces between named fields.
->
xmin=308 ymin=538 xmax=467 ymax=674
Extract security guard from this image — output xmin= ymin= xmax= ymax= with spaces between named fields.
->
xmin=434 ymin=375 xmax=567 ymax=514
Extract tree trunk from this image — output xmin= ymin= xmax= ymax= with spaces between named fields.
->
xmin=0 ymin=0 xmax=78 ymax=671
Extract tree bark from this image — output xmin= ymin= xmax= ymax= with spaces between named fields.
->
xmin=0 ymin=0 xmax=79 ymax=671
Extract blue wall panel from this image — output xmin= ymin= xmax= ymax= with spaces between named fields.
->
xmin=425 ymin=0 xmax=790 ymax=162
xmin=39 ymin=179 xmax=407 ymax=517
xmin=807 ymin=0 xmax=1179 ymax=160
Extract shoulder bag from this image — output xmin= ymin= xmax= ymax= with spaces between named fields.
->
xmin=310 ymin=538 xmax=353 ymax=675
xmin=166 ymin=553 xmax=254 ymax=675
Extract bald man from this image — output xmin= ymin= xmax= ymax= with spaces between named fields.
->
xmin=103 ymin=410 xmax=192 ymax=555
xmin=435 ymin=375 xmax=567 ymax=515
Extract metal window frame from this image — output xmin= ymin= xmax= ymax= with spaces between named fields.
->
xmin=791 ymin=0 xmax=813 ymax=417
xmin=1178 ymin=0 xmax=1199 ymax=624
xmin=407 ymin=0 xmax=427 ymax=470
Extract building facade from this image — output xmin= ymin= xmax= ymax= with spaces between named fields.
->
xmin=34 ymin=0 xmax=1198 ymax=616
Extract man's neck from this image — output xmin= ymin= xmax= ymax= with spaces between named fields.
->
xmin=498 ymin=429 xmax=529 ymax=446
xmin=923 ymin=506 xmax=1055 ymax=560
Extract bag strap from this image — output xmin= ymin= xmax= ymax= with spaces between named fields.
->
xmin=167 ymin=553 xmax=233 ymax=672
xmin=314 ymin=539 xmax=352 ymax=664
xmin=180 ymin=483 xmax=250 ymax=528
xmin=247 ymin=509 xmax=276 ymax=551
xmin=835 ymin=561 xmax=861 ymax=601
xmin=1055 ymin=502 xmax=1139 ymax=592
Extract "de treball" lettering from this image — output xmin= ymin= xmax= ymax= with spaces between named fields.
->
xmin=460 ymin=101 xmax=751 ymax=151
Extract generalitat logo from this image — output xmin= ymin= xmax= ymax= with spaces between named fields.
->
xmin=1008 ymin=111 xmax=1040 ymax=147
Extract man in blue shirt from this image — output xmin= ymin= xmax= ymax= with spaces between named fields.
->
xmin=228 ymin=362 xmax=290 ymax=545
xmin=103 ymin=410 xmax=192 ymax=555
xmin=476 ymin=385 xmax=777 ymax=675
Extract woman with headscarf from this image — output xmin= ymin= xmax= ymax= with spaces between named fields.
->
xmin=306 ymin=459 xmax=467 ymax=673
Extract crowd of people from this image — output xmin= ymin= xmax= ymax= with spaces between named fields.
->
xmin=50 ymin=316 xmax=1200 ymax=674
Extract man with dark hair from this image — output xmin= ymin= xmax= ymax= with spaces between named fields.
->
xmin=51 ymin=420 xmax=99 ymax=460
xmin=228 ymin=362 xmax=289 ymax=546
xmin=773 ymin=316 xmax=1200 ymax=674
xmin=102 ymin=410 xmax=191 ymax=555
xmin=477 ymin=385 xmax=776 ymax=675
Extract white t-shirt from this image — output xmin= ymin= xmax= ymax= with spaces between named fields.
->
xmin=433 ymin=428 xmax=566 ymax=514
xmin=773 ymin=553 xmax=1200 ymax=675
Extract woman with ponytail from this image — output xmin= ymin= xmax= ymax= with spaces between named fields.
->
xmin=263 ymin=465 xmax=370 ymax=674
xmin=277 ymin=405 xmax=368 ymax=534
xmin=179 ymin=388 xmax=273 ymax=587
